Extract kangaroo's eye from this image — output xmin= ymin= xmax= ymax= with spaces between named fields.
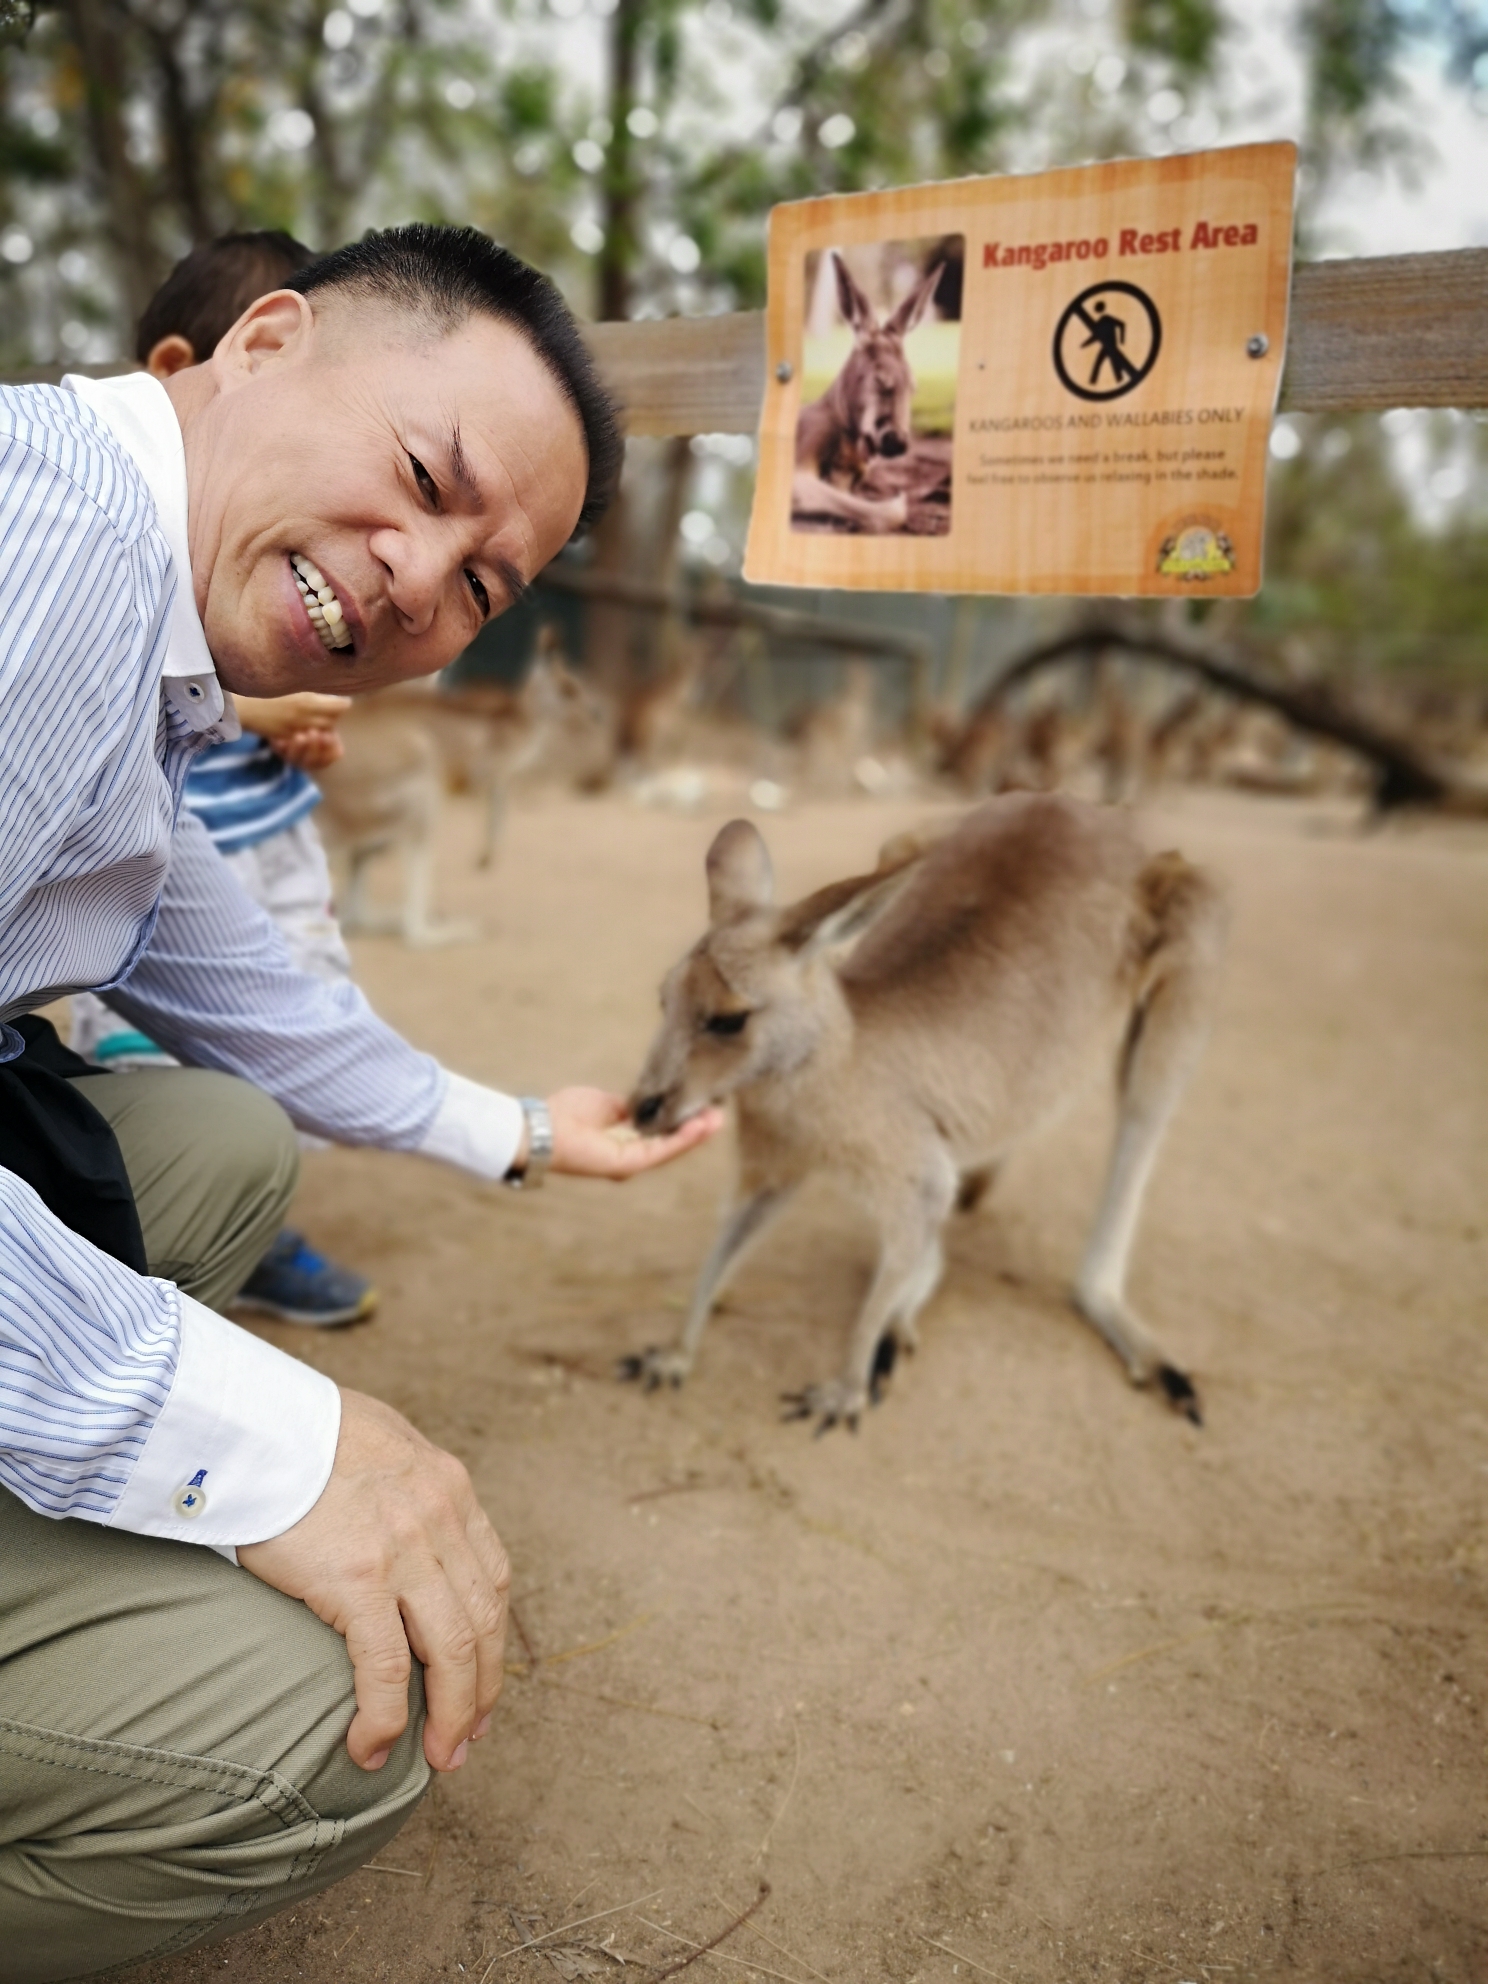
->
xmin=702 ymin=1010 xmax=749 ymax=1038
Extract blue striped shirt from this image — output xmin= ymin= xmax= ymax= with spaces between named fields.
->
xmin=0 ymin=378 xmax=520 ymax=1540
xmin=183 ymin=733 xmax=320 ymax=856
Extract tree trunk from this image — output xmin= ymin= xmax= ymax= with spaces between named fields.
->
xmin=583 ymin=0 xmax=643 ymax=684
xmin=597 ymin=0 xmax=641 ymax=324
xmin=61 ymin=0 xmax=164 ymax=333
xmin=142 ymin=18 xmax=216 ymax=245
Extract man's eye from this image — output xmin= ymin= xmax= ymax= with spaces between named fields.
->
xmin=702 ymin=1011 xmax=749 ymax=1037
xmin=466 ymin=569 xmax=490 ymax=618
xmin=409 ymin=455 xmax=439 ymax=506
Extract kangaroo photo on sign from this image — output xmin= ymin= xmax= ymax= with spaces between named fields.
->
xmin=792 ymin=235 xmax=961 ymax=538
xmin=746 ymin=142 xmax=1296 ymax=597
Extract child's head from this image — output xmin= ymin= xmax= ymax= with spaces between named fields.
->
xmin=136 ymin=230 xmax=315 ymax=379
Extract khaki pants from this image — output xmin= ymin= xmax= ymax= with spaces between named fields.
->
xmin=0 ymin=1070 xmax=429 ymax=1981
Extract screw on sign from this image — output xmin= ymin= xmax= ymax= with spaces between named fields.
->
xmin=1052 ymin=280 xmax=1162 ymax=402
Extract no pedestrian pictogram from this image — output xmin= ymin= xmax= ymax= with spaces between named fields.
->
xmin=1053 ymin=281 xmax=1162 ymax=401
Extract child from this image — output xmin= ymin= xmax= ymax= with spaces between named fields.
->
xmin=71 ymin=232 xmax=375 ymax=1327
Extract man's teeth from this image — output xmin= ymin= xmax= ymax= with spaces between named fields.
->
xmin=290 ymin=553 xmax=352 ymax=650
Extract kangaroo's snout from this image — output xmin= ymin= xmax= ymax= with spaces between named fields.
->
xmin=877 ymin=431 xmax=908 ymax=458
xmin=632 ymin=1091 xmax=667 ymax=1132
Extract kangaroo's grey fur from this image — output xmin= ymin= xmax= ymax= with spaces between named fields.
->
xmin=623 ymin=793 xmax=1226 ymax=1431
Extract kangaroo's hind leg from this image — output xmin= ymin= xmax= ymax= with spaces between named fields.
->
xmin=1074 ymin=855 xmax=1227 ymax=1423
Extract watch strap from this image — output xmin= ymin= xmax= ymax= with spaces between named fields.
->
xmin=505 ymin=1095 xmax=553 ymax=1189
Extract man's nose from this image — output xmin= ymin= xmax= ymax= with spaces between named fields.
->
xmin=369 ymin=527 xmax=447 ymax=639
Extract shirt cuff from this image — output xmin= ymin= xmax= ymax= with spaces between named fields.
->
xmin=106 ymin=1294 xmax=341 ymax=1555
xmin=417 ymin=1070 xmax=525 ymax=1182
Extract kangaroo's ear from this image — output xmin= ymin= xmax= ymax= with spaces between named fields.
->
xmin=782 ymin=861 xmax=917 ymax=962
xmin=831 ymin=252 xmax=876 ymax=337
xmin=707 ymin=819 xmax=774 ymax=922
xmin=885 ymin=263 xmax=943 ymax=339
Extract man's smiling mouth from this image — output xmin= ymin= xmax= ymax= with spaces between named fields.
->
xmin=290 ymin=553 xmax=354 ymax=651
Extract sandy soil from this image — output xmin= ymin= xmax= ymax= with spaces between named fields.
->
xmin=126 ymin=784 xmax=1488 ymax=1984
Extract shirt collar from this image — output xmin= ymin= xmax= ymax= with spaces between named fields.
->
xmin=62 ymin=371 xmax=240 ymax=743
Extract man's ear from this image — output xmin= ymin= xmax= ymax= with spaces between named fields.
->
xmin=209 ymin=289 xmax=315 ymax=386
xmin=145 ymin=334 xmax=197 ymax=380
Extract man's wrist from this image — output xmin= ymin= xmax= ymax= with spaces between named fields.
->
xmin=504 ymin=1096 xmax=553 ymax=1189
xmin=417 ymin=1073 xmax=526 ymax=1180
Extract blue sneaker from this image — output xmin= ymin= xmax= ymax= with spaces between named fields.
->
xmin=234 ymin=1230 xmax=377 ymax=1327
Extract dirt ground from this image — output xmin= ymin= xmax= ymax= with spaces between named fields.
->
xmin=126 ymin=782 xmax=1487 ymax=1984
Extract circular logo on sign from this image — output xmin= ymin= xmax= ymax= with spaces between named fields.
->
xmin=1052 ymin=281 xmax=1162 ymax=402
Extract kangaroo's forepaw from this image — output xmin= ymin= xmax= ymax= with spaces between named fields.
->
xmin=780 ymin=1377 xmax=871 ymax=1436
xmin=617 ymin=1345 xmax=692 ymax=1392
xmin=1157 ymin=1362 xmax=1203 ymax=1426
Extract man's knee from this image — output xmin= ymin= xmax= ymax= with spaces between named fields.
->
xmin=0 ymin=1497 xmax=429 ymax=1981
xmin=76 ymin=1068 xmax=298 ymax=1308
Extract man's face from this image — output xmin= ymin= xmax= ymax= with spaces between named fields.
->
xmin=177 ymin=292 xmax=589 ymax=696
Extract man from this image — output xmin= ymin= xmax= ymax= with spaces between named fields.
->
xmin=71 ymin=227 xmax=378 ymax=1328
xmin=0 ymin=223 xmax=719 ymax=1982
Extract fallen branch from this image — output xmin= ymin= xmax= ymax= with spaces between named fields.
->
xmin=955 ymin=618 xmax=1477 ymax=815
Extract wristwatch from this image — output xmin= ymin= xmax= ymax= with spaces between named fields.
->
xmin=504 ymin=1096 xmax=554 ymax=1190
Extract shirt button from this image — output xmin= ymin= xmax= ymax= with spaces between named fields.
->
xmin=172 ymin=1481 xmax=208 ymax=1519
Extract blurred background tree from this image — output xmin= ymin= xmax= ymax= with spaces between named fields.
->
xmin=0 ymin=0 xmax=1483 ymax=698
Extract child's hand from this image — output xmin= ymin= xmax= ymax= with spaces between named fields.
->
xmin=273 ymin=726 xmax=345 ymax=772
xmin=233 ymin=692 xmax=351 ymax=769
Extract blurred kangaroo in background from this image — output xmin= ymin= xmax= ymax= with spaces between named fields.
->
xmin=316 ymin=635 xmax=607 ymax=946
xmin=624 ymin=793 xmax=1226 ymax=1430
xmin=792 ymin=252 xmax=943 ymax=536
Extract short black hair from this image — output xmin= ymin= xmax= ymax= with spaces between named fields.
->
xmin=289 ymin=222 xmax=622 ymax=535
xmin=136 ymin=230 xmax=315 ymax=365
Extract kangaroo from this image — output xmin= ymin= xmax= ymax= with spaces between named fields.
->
xmin=315 ymin=640 xmax=606 ymax=946
xmin=792 ymin=252 xmax=943 ymax=536
xmin=623 ymin=794 xmax=1225 ymax=1431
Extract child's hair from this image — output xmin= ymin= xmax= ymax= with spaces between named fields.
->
xmin=135 ymin=229 xmax=316 ymax=363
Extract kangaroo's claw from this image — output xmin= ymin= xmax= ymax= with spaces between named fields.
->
xmin=617 ymin=1346 xmax=691 ymax=1391
xmin=781 ymin=1377 xmax=871 ymax=1435
xmin=1157 ymin=1362 xmax=1203 ymax=1426
xmin=868 ymin=1333 xmax=898 ymax=1404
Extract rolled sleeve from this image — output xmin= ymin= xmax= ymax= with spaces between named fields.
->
xmin=416 ymin=1071 xmax=525 ymax=1182
xmin=106 ymin=1293 xmax=341 ymax=1555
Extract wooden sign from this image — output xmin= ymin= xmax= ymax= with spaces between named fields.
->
xmin=744 ymin=142 xmax=1296 ymax=597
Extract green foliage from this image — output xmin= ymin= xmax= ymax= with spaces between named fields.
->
xmin=1125 ymin=0 xmax=1225 ymax=75
xmin=1253 ymin=414 xmax=1488 ymax=682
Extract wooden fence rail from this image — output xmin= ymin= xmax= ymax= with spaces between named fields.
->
xmin=581 ymin=247 xmax=1488 ymax=434
xmin=10 ymin=248 xmax=1486 ymax=434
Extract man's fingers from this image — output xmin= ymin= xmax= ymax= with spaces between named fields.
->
xmin=341 ymin=1597 xmax=415 ymax=1770
xmin=436 ymin=1509 xmax=509 ymax=1722
xmin=615 ymin=1108 xmax=725 ymax=1175
xmin=399 ymin=1568 xmax=483 ymax=1771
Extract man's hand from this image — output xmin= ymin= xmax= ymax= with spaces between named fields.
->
xmin=232 ymin=691 xmax=351 ymax=772
xmin=545 ymin=1086 xmax=724 ymax=1180
xmin=239 ymin=1389 xmax=509 ymax=1773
